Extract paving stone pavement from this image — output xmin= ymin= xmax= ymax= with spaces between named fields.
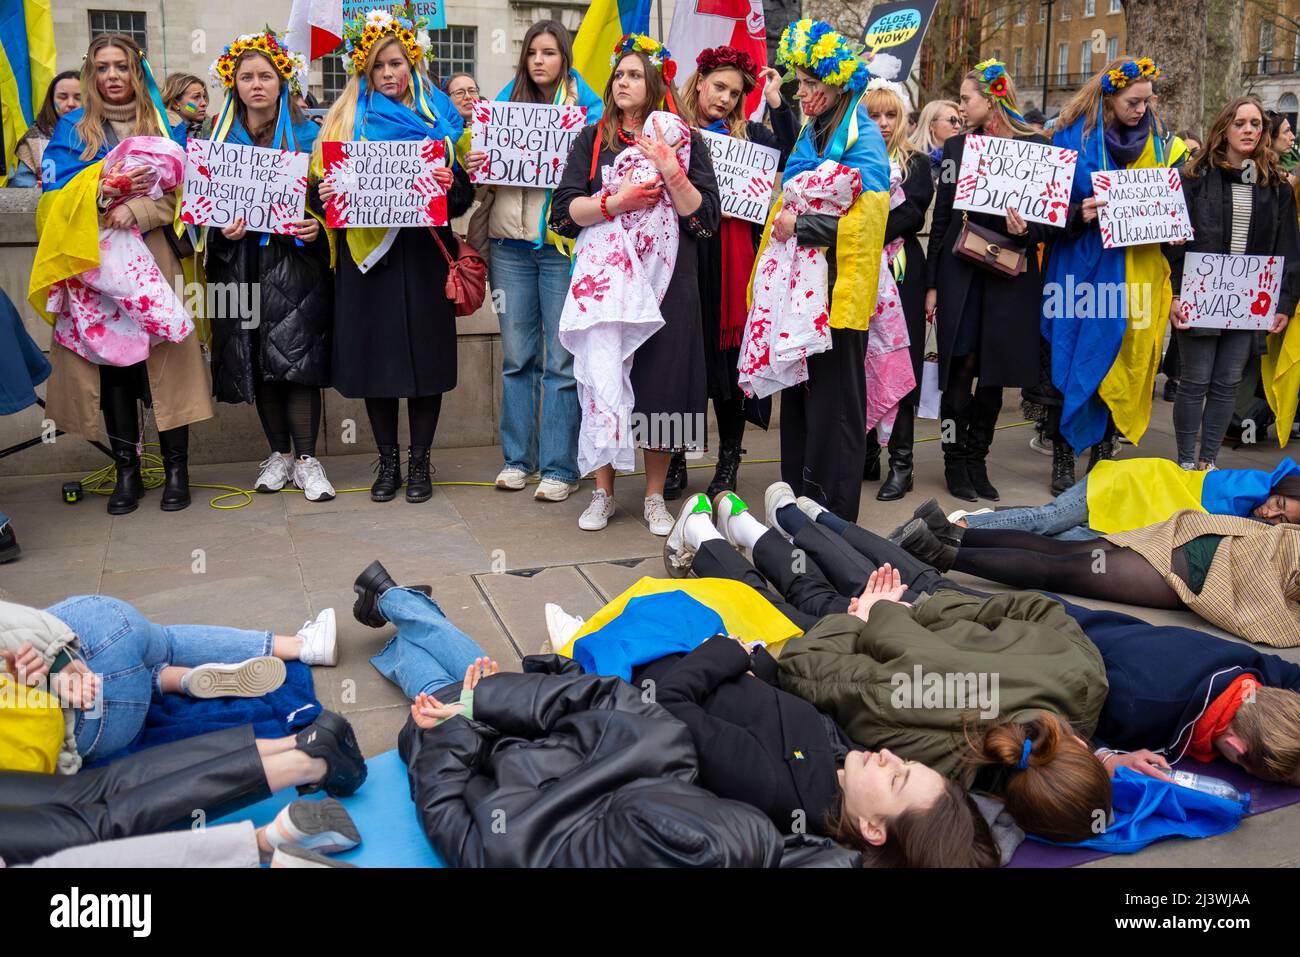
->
xmin=3 ymin=394 xmax=1299 ymax=867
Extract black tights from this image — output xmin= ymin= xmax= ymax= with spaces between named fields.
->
xmin=256 ymin=382 xmax=321 ymax=458
xmin=954 ymin=528 xmax=1187 ymax=610
xmin=365 ymin=395 xmax=443 ymax=449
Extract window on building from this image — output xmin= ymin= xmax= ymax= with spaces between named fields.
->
xmin=994 ymin=4 xmax=1005 ymax=29
xmin=1060 ymin=1 xmax=1071 ymax=20
xmin=1035 ymin=44 xmax=1043 ymax=81
xmin=1038 ymin=4 xmax=1046 ymax=23
xmin=1279 ymin=92 xmax=1298 ymax=132
xmin=1260 ymin=21 xmax=1275 ymax=72
xmin=1016 ymin=6 xmax=1026 ymax=26
xmin=88 ymin=10 xmax=148 ymax=50
xmin=1080 ymin=39 xmax=1092 ymax=75
xmin=429 ymin=26 xmax=477 ymax=84
xmin=320 ymin=51 xmax=347 ymax=105
xmin=1084 ymin=0 xmax=1095 ymax=16
xmin=1109 ymin=0 xmax=1122 ymax=12
xmin=1107 ymin=36 xmax=1118 ymax=60
xmin=1013 ymin=47 xmax=1023 ymax=79
xmin=1057 ymin=41 xmax=1069 ymax=79
xmin=1293 ymin=28 xmax=1300 ymax=71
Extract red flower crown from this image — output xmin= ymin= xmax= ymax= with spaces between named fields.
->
xmin=695 ymin=46 xmax=758 ymax=91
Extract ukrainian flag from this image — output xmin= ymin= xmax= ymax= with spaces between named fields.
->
xmin=571 ymin=0 xmax=652 ymax=99
xmin=0 ymin=0 xmax=56 ymax=186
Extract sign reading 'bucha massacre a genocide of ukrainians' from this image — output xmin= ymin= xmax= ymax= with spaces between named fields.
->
xmin=699 ymin=130 xmax=781 ymax=225
xmin=470 ymin=100 xmax=587 ymax=188
xmin=179 ymin=139 xmax=309 ymax=234
xmin=321 ymin=138 xmax=448 ymax=229
xmin=1092 ymin=166 xmax=1195 ymax=249
xmin=953 ymin=134 xmax=1078 ymax=226
xmin=1179 ymin=252 xmax=1283 ymax=330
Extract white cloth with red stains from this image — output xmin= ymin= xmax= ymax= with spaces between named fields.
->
xmin=48 ymin=136 xmax=192 ymax=367
xmin=559 ymin=112 xmax=690 ymax=477
xmin=864 ymin=161 xmax=916 ymax=444
xmin=737 ymin=160 xmax=862 ymax=400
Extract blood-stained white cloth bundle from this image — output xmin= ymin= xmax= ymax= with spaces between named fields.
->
xmin=737 ymin=160 xmax=862 ymax=399
xmin=864 ymin=161 xmax=916 ymax=443
xmin=49 ymin=136 xmax=192 ymax=367
xmin=559 ymin=111 xmax=690 ymax=476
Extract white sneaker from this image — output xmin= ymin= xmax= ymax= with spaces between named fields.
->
xmin=495 ymin=467 xmax=534 ymax=491
xmin=1179 ymin=461 xmax=1197 ymax=471
xmin=764 ymin=482 xmax=798 ymax=541
xmin=1029 ymin=433 xmax=1052 ymax=456
xmin=665 ymin=493 xmax=711 ymax=576
xmin=293 ymin=456 xmax=336 ymax=502
xmin=184 ymin=657 xmax=286 ymax=698
xmin=644 ymin=494 xmax=674 ymax=536
xmin=255 ymin=454 xmax=293 ymax=493
xmin=535 ymin=477 xmax=579 ymax=501
xmin=712 ymin=491 xmax=750 ymax=549
xmin=579 ymin=489 xmax=616 ymax=530
xmin=946 ymin=507 xmax=994 ymax=523
xmin=297 ymin=608 xmax=338 ymax=666
xmin=544 ymin=603 xmax=585 ymax=648
xmin=795 ymin=495 xmax=826 ymax=523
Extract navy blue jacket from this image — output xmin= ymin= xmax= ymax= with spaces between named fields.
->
xmin=1057 ymin=598 xmax=1300 ymax=757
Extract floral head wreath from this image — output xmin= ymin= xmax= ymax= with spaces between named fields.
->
xmin=342 ymin=6 xmax=433 ymax=77
xmin=1102 ymin=58 xmax=1160 ymax=95
xmin=973 ymin=59 xmax=1025 ymax=123
xmin=612 ymin=34 xmax=677 ymax=84
xmin=210 ymin=28 xmax=308 ymax=97
xmin=695 ymin=46 xmax=757 ymax=91
xmin=777 ymin=19 xmax=871 ymax=92
xmin=865 ymin=76 xmax=912 ymax=115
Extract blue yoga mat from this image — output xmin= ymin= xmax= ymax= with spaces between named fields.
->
xmin=211 ymin=748 xmax=444 ymax=867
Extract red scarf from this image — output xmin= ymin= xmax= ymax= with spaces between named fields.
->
xmin=1187 ymin=674 xmax=1254 ymax=762
xmin=719 ymin=217 xmax=753 ymax=349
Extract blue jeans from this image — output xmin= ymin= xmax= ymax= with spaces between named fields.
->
xmin=44 ymin=595 xmax=273 ymax=762
xmin=962 ymin=478 xmax=1100 ymax=540
xmin=492 ymin=241 xmax=579 ymax=484
xmin=369 ymin=587 xmax=487 ymax=699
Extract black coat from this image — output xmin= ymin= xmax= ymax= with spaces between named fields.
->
xmin=206 ymin=226 xmax=333 ymax=404
xmin=925 ymin=129 xmax=1060 ymax=390
xmin=399 ymin=655 xmax=786 ymax=868
xmin=632 ymin=636 xmax=855 ymax=836
xmin=886 ymin=151 xmax=935 ymax=403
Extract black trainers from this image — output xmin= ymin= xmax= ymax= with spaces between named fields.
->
xmin=295 ymin=710 xmax=367 ymax=797
xmin=0 ymin=522 xmax=19 ymax=563
xmin=896 ymin=518 xmax=958 ymax=573
xmin=352 ymin=559 xmax=432 ymax=627
xmin=889 ymin=497 xmax=962 ymax=547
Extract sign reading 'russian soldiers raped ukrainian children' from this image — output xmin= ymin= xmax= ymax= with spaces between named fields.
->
xmin=699 ymin=130 xmax=782 ymax=225
xmin=180 ymin=140 xmax=309 ymax=234
xmin=322 ymin=139 xmax=448 ymax=228
xmin=953 ymin=135 xmax=1078 ymax=226
xmin=470 ymin=100 xmax=588 ymax=188
xmin=1178 ymin=252 xmax=1284 ymax=331
xmin=1092 ymin=166 xmax=1195 ymax=249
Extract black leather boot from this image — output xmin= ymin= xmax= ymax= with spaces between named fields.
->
xmin=941 ymin=412 xmax=977 ymax=502
xmin=863 ymin=428 xmax=882 ymax=481
xmin=965 ymin=390 xmax=1001 ymax=502
xmin=663 ymin=451 xmax=688 ymax=501
xmin=370 ymin=445 xmax=402 ymax=502
xmin=877 ymin=408 xmax=914 ymax=501
xmin=101 ymin=385 xmax=144 ymax=515
xmin=1086 ymin=431 xmax=1116 ymax=474
xmin=707 ymin=439 xmax=744 ymax=498
xmin=352 ymin=559 xmax=432 ymax=627
xmin=157 ymin=427 xmax=191 ymax=511
xmin=1050 ymin=440 xmax=1077 ymax=496
xmin=406 ymin=446 xmax=433 ymax=503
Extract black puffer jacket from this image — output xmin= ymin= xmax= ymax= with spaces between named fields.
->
xmin=399 ymin=656 xmax=789 ymax=868
xmin=206 ymin=225 xmax=333 ymax=403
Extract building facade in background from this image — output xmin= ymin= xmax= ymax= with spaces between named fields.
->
xmin=1242 ymin=0 xmax=1300 ymax=132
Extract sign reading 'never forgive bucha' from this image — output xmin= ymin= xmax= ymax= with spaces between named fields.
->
xmin=953 ymin=135 xmax=1078 ymax=226
xmin=322 ymin=138 xmax=448 ymax=229
xmin=469 ymin=100 xmax=587 ymax=188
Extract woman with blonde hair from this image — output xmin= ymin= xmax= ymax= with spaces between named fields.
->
xmin=30 ymin=33 xmax=212 ymax=514
xmin=313 ymin=8 xmax=468 ymax=505
xmin=912 ymin=98 xmax=961 ymax=166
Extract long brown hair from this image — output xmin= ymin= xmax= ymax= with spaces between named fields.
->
xmin=826 ymin=778 xmax=1000 ymax=867
xmin=27 ymin=70 xmax=80 ymax=139
xmin=228 ymin=50 xmax=306 ymax=148
xmin=511 ymin=20 xmax=573 ymax=105
xmin=1056 ymin=58 xmax=1161 ymax=143
xmin=599 ymin=50 xmax=677 ymax=153
xmin=963 ymin=713 xmax=1111 ymax=843
xmin=160 ymin=73 xmax=205 ymax=113
xmin=679 ymin=66 xmax=752 ymax=140
xmin=76 ymin=33 xmax=162 ymax=159
xmin=1184 ymin=95 xmax=1284 ymax=186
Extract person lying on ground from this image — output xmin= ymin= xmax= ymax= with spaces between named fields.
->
xmin=891 ymin=502 xmax=1300 ymax=647
xmin=748 ymin=490 xmax=1300 ymax=788
xmin=663 ymin=490 xmax=1112 ymax=845
xmin=927 ymin=456 xmax=1300 ymax=541
xmin=0 ymin=711 xmax=366 ymax=866
xmin=0 ymin=597 xmax=338 ymax=766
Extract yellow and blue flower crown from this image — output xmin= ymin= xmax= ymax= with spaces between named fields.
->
xmin=210 ymin=29 xmax=308 ymax=97
xmin=611 ymin=34 xmax=677 ymax=83
xmin=1101 ymin=58 xmax=1160 ymax=95
xmin=777 ymin=19 xmax=870 ymax=91
xmin=342 ymin=7 xmax=432 ymax=77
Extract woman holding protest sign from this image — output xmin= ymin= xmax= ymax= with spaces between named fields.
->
xmin=1168 ymin=96 xmax=1300 ymax=471
xmin=312 ymin=8 xmax=469 ymax=505
xmin=29 ymin=32 xmax=212 ymax=515
xmin=462 ymin=21 xmax=604 ymax=505
xmin=203 ymin=31 xmax=337 ymax=503
xmin=550 ymin=34 xmax=720 ymax=535
xmin=925 ymin=60 xmax=1059 ymax=504
xmin=665 ymin=46 xmax=796 ymax=502
xmin=1042 ymin=59 xmax=1187 ymax=496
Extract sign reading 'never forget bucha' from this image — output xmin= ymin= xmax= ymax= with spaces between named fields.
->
xmin=470 ymin=101 xmax=587 ymax=188
xmin=321 ymin=138 xmax=448 ymax=229
xmin=953 ymin=135 xmax=1078 ymax=226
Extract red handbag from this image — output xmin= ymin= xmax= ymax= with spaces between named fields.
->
xmin=429 ymin=227 xmax=488 ymax=316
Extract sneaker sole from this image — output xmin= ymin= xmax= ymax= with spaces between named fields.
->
xmin=578 ymin=515 xmax=612 ymax=530
xmin=255 ymin=482 xmax=286 ymax=493
xmin=187 ymin=657 xmax=286 ymax=698
xmin=285 ymin=798 xmax=361 ymax=851
xmin=535 ymin=484 xmax=579 ymax=502
xmin=662 ymin=497 xmax=705 ymax=577
xmin=271 ymin=844 xmax=358 ymax=868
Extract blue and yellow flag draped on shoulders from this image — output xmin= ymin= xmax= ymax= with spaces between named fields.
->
xmin=0 ymin=0 xmax=55 ymax=187
xmin=1044 ymin=114 xmax=1184 ymax=452
xmin=571 ymin=0 xmax=651 ymax=97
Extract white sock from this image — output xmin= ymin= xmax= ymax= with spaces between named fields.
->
xmin=728 ymin=511 xmax=768 ymax=551
xmin=683 ymin=512 xmax=723 ymax=550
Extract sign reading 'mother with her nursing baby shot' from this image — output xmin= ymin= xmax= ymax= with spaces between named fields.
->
xmin=322 ymin=138 xmax=448 ymax=229
xmin=180 ymin=139 xmax=308 ymax=234
xmin=953 ymin=135 xmax=1078 ymax=226
xmin=1178 ymin=252 xmax=1283 ymax=331
xmin=470 ymin=100 xmax=588 ymax=188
